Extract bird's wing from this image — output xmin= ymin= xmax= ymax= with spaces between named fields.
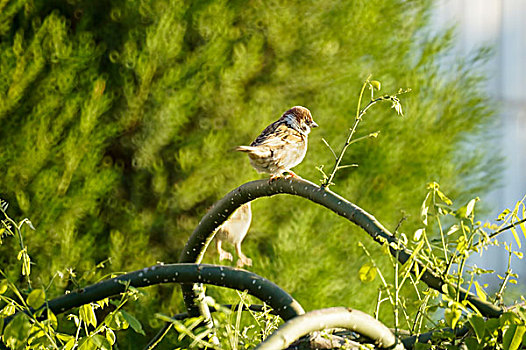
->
xmin=251 ymin=122 xmax=304 ymax=148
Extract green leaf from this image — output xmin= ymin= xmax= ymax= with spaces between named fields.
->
xmin=358 ymin=262 xmax=377 ymax=283
xmin=63 ymin=338 xmax=76 ymax=350
xmin=413 ymin=228 xmax=424 ymax=241
xmin=498 ymin=209 xmax=511 ymax=221
xmin=91 ymin=334 xmax=112 ymax=350
xmin=473 ymin=281 xmax=487 ymax=302
xmin=463 ymin=337 xmax=482 ymax=350
xmin=461 ymin=197 xmax=479 ymax=218
xmin=0 ymin=302 xmax=16 ymax=317
xmin=511 ymin=227 xmax=522 ymax=249
xmin=370 ymin=80 xmax=381 ymax=90
xmin=0 ymin=279 xmax=8 ymax=294
xmin=485 ymin=318 xmax=500 ymax=333
xmin=79 ymin=336 xmax=97 ymax=350
xmin=414 ymin=342 xmax=431 ymax=350
xmin=46 ymin=309 xmax=58 ymax=330
xmin=500 ymin=312 xmax=521 ymax=326
xmin=519 ymin=220 xmax=526 ymax=242
xmin=97 ymin=298 xmax=109 ymax=309
xmin=444 ymin=304 xmax=462 ymax=329
xmin=3 ymin=313 xmax=32 ymax=349
xmin=106 ymin=310 xmax=129 ymax=330
xmin=105 ymin=328 xmax=116 ymax=345
xmin=421 ymin=192 xmax=430 ymax=225
xmin=27 ymin=288 xmax=46 ymax=309
xmin=503 ymin=324 xmax=526 ymax=350
xmin=17 ymin=248 xmax=31 ymax=276
xmin=436 ymin=189 xmax=453 ymax=206
xmin=79 ymin=304 xmax=97 ymax=328
xmin=468 ymin=314 xmax=485 ymax=342
xmin=446 ymin=224 xmax=459 ymax=236
xmin=120 ymin=309 xmax=145 ymax=335
xmin=56 ymin=333 xmax=74 ymax=342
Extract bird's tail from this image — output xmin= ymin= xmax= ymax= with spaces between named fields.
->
xmin=235 ymin=145 xmax=256 ymax=153
xmin=235 ymin=145 xmax=269 ymax=158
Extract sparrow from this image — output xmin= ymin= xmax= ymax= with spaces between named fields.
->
xmin=235 ymin=106 xmax=318 ymax=179
xmin=215 ymin=202 xmax=252 ymax=268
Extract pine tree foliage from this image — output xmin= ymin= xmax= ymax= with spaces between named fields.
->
xmin=0 ymin=0 xmax=498 ymax=344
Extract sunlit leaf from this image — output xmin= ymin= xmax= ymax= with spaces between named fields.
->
xmin=473 ymin=281 xmax=487 ymax=302
xmin=465 ymin=198 xmax=479 ymax=217
xmin=1 ymin=302 xmax=16 ymax=317
xmin=510 ymin=227 xmax=522 ymax=249
xmin=27 ymin=289 xmax=46 ymax=309
xmin=413 ymin=228 xmax=424 ymax=241
xmin=444 ymin=304 xmax=462 ymax=329
xmin=106 ymin=310 xmax=129 ymax=330
xmin=358 ymin=262 xmax=377 ymax=283
xmin=503 ymin=324 xmax=526 ymax=350
xmin=421 ymin=192 xmax=430 ymax=225
xmin=0 ymin=279 xmax=8 ymax=294
xmin=63 ymin=338 xmax=76 ymax=350
xmin=97 ymin=298 xmax=109 ymax=309
xmin=498 ymin=209 xmax=511 ymax=221
xmin=46 ymin=309 xmax=58 ymax=330
xmin=436 ymin=189 xmax=453 ymax=206
xmin=106 ymin=328 xmax=116 ymax=345
xmin=446 ymin=224 xmax=459 ymax=236
xmin=519 ymin=219 xmax=526 ymax=242
xmin=79 ymin=304 xmax=97 ymax=328
xmin=370 ymin=80 xmax=381 ymax=90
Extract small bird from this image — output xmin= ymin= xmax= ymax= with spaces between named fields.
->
xmin=236 ymin=106 xmax=318 ymax=179
xmin=215 ymin=202 xmax=252 ymax=268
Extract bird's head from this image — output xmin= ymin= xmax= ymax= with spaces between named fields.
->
xmin=282 ymin=106 xmax=319 ymax=135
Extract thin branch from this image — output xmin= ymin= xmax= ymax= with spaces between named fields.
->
xmin=321 ymin=138 xmax=338 ymax=160
xmin=474 ymin=217 xmax=526 ymax=247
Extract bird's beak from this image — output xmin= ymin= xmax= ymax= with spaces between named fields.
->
xmin=311 ymin=121 xmax=319 ymax=128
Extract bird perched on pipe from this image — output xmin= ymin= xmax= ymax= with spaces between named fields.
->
xmin=236 ymin=106 xmax=318 ymax=180
xmin=215 ymin=202 xmax=252 ymax=268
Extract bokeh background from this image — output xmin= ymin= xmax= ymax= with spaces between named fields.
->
xmin=434 ymin=0 xmax=526 ymax=284
xmin=0 ymin=0 xmax=523 ymax=347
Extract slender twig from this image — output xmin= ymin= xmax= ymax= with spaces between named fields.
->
xmin=474 ymin=217 xmax=526 ymax=248
xmin=322 ymin=97 xmax=382 ymax=188
xmin=321 ymin=138 xmax=338 ymax=160
xmin=321 ymin=80 xmax=408 ymax=189
xmin=494 ymin=248 xmax=514 ymax=305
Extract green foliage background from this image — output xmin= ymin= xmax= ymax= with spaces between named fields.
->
xmin=0 ymin=0 xmax=498 ymax=346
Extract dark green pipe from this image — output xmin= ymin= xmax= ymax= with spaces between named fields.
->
xmin=254 ymin=307 xmax=403 ymax=350
xmin=178 ymin=177 xmax=502 ymax=319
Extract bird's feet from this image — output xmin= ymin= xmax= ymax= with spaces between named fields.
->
xmin=283 ymin=170 xmax=297 ymax=179
xmin=236 ymin=254 xmax=252 ymax=268
xmin=218 ymin=249 xmax=233 ymax=262
xmin=268 ymin=170 xmax=298 ymax=183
